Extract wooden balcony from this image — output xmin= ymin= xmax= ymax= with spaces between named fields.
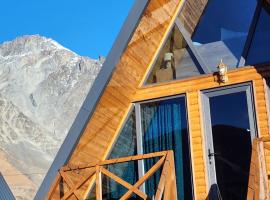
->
xmin=247 ymin=136 xmax=270 ymax=200
xmin=46 ymin=151 xmax=177 ymax=200
xmin=46 ymin=136 xmax=270 ymax=200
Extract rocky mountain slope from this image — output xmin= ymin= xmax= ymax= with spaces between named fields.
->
xmin=0 ymin=35 xmax=102 ymax=199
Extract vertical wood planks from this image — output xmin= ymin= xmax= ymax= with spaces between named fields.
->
xmin=187 ymin=91 xmax=207 ymax=200
xmin=253 ymin=78 xmax=270 ymax=187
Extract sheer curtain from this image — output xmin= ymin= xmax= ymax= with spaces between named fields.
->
xmin=141 ymin=98 xmax=185 ymax=199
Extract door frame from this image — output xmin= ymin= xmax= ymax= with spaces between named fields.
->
xmin=200 ymin=82 xmax=257 ymax=189
xmin=134 ymin=94 xmax=194 ymax=197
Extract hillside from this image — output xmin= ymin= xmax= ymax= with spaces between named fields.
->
xmin=0 ymin=35 xmax=102 ymax=199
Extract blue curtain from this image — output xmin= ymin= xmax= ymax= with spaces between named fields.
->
xmin=141 ymin=98 xmax=184 ymax=199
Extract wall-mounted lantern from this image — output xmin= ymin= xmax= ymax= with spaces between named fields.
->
xmin=217 ymin=59 xmax=228 ymax=83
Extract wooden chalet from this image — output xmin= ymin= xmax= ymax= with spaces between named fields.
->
xmin=35 ymin=0 xmax=270 ymax=199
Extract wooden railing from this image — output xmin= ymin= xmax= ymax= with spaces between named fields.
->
xmin=247 ymin=137 xmax=270 ymax=200
xmin=46 ymin=151 xmax=177 ymax=200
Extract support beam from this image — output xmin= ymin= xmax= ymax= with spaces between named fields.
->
xmin=175 ymin=18 xmax=211 ymax=74
xmin=61 ymin=151 xmax=167 ymax=172
xmin=120 ymin=155 xmax=166 ymax=199
xmin=61 ymin=170 xmax=95 ymax=200
xmin=100 ymin=167 xmax=147 ymax=199
xmin=95 ymin=167 xmax=102 ymax=200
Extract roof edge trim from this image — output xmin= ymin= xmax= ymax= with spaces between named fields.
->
xmin=0 ymin=173 xmax=16 ymax=200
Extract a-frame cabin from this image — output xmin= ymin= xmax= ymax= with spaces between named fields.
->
xmin=35 ymin=0 xmax=270 ymax=199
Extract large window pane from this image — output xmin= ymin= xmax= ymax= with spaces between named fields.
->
xmin=209 ymin=92 xmax=252 ymax=199
xmin=188 ymin=0 xmax=257 ymax=70
xmin=145 ymin=26 xmax=201 ymax=85
xmin=103 ymin=109 xmax=138 ymax=199
xmin=140 ymin=97 xmax=193 ymax=199
xmin=247 ymin=5 xmax=270 ymax=65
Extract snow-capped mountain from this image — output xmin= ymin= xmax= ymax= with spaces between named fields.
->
xmin=0 ymin=35 xmax=102 ymax=199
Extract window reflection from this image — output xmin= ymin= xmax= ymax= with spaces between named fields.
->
xmin=146 ymin=26 xmax=201 ymax=84
xmin=189 ymin=0 xmax=257 ymax=70
xmin=104 ymin=109 xmax=138 ymax=199
xmin=247 ymin=5 xmax=270 ymax=65
xmin=209 ymin=92 xmax=252 ymax=199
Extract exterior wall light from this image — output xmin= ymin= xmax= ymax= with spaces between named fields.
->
xmin=217 ymin=59 xmax=228 ymax=83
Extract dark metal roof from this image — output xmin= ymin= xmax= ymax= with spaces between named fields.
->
xmin=0 ymin=173 xmax=16 ymax=200
xmin=34 ymin=1 xmax=148 ymax=199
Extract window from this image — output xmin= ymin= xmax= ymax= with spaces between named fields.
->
xmin=247 ymin=4 xmax=270 ymax=65
xmin=190 ymin=0 xmax=257 ymax=70
xmin=145 ymin=25 xmax=201 ymax=85
xmin=99 ymin=109 xmax=138 ymax=199
xmin=139 ymin=96 xmax=193 ymax=199
xmin=101 ymin=96 xmax=194 ymax=199
xmin=144 ymin=0 xmax=259 ymax=86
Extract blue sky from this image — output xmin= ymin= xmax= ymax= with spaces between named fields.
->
xmin=0 ymin=0 xmax=135 ymax=59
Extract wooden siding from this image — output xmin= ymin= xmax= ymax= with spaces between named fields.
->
xmin=49 ymin=65 xmax=270 ymax=199
xmin=46 ymin=0 xmax=270 ymax=198
xmin=187 ymin=91 xmax=208 ymax=199
xmin=135 ymin=65 xmax=270 ymax=199
xmin=70 ymin=0 xmax=183 ymax=165
xmin=47 ymin=0 xmax=184 ymax=199
xmin=178 ymin=0 xmax=208 ymax=35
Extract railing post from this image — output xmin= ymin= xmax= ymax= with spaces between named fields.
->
xmin=164 ymin=151 xmax=177 ymax=200
xmin=169 ymin=151 xmax=178 ymax=199
xmin=258 ymin=140 xmax=270 ymax=200
xmin=96 ymin=166 xmax=102 ymax=200
xmin=247 ymin=138 xmax=270 ymax=200
xmin=45 ymin=172 xmax=61 ymax=200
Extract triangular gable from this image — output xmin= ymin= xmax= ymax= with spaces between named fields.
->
xmin=36 ymin=0 xmax=184 ymax=199
xmin=35 ymin=1 xmax=148 ymax=199
xmin=142 ymin=0 xmax=213 ymax=86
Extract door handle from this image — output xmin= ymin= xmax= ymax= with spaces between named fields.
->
xmin=208 ymin=149 xmax=219 ymax=164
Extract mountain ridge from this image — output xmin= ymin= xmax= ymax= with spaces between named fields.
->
xmin=0 ymin=35 xmax=102 ymax=199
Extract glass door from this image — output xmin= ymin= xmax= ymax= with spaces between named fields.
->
xmin=201 ymin=83 xmax=257 ymax=200
xmin=135 ymin=96 xmax=194 ymax=199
